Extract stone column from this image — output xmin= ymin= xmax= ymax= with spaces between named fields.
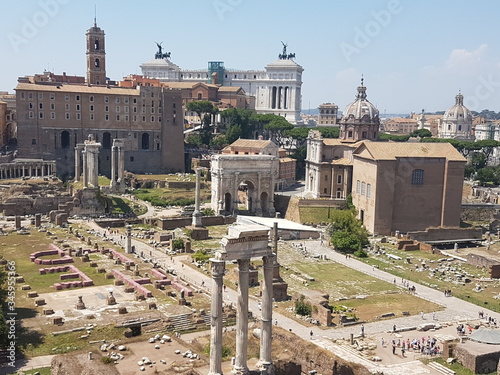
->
xmin=125 ymin=225 xmax=132 ymax=254
xmin=208 ymin=258 xmax=225 ymax=375
xmin=255 ymin=172 xmax=262 ymax=216
xmin=82 ymin=149 xmax=88 ymax=187
xmin=259 ymin=254 xmax=275 ymax=374
xmin=110 ymin=145 xmax=117 ymax=189
xmin=233 ymin=172 xmax=239 ymax=216
xmin=117 ymin=145 xmax=125 ymax=184
xmin=192 ymin=168 xmax=203 ymax=227
xmin=234 ymin=258 xmax=250 ymax=374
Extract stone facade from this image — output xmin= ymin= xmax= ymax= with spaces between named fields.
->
xmin=455 ymin=341 xmax=500 ymax=374
xmin=439 ymin=92 xmax=473 ymax=140
xmin=211 ymin=154 xmax=278 ymax=217
xmin=15 ymin=22 xmax=185 ymax=179
xmin=140 ymin=44 xmax=304 ymax=124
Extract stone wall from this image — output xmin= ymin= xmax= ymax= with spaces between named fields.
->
xmin=153 ymin=215 xmax=235 ymax=230
xmin=455 ymin=341 xmax=500 ymax=374
xmin=273 ymin=330 xmax=370 ymax=375
xmin=406 ymin=227 xmax=483 ymax=242
xmin=466 ymin=254 xmax=500 ymax=278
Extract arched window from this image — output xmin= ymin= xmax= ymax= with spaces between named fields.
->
xmin=102 ymin=132 xmax=111 ymax=149
xmin=61 ymin=130 xmax=70 ymax=149
xmin=95 ymin=58 xmax=100 ymax=68
xmin=197 ymin=93 xmax=202 ymax=100
xmin=141 ymin=133 xmax=150 ymax=150
xmin=94 ymin=39 xmax=100 ymax=50
xmin=412 ymin=169 xmax=424 ymax=185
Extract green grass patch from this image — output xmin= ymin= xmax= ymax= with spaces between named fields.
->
xmin=299 ymin=206 xmax=336 ymax=224
xmin=424 ymin=358 xmax=497 ymax=375
xmin=6 ymin=368 xmax=51 ymax=375
xmin=18 ymin=324 xmax=127 ymax=357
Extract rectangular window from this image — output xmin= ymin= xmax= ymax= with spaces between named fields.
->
xmin=50 ymin=103 xmax=55 ymax=110
xmin=133 ymin=98 xmax=137 ymax=104
xmin=361 ymin=182 xmax=366 ymax=196
xmin=28 ymin=92 xmax=33 ymax=99
xmin=356 ymin=180 xmax=360 ymax=194
xmin=90 ymin=113 xmax=94 ymax=120
xmin=90 ymin=105 xmax=94 ymax=111
xmin=21 ymin=92 xmax=25 ymax=100
xmin=124 ymin=97 xmax=129 ymax=104
xmin=124 ymin=106 xmax=129 ymax=113
xmin=130 ymin=156 xmax=134 ymax=162
xmin=65 ymin=113 xmax=70 ymax=120
xmin=116 ymin=115 xmax=120 ymax=121
xmin=105 ymin=114 xmax=109 ymax=121
xmin=39 ymin=112 xmax=44 ymax=119
xmin=116 ymin=106 xmax=120 ymax=112
xmin=29 ymin=111 xmax=34 ymax=119
xmin=76 ymin=104 xmax=80 ymax=111
xmin=412 ymin=169 xmax=424 ymax=185
xmin=50 ymin=93 xmax=55 ymax=100
xmin=50 ymin=112 xmax=55 ymax=119
xmin=89 ymin=95 xmax=94 ymax=102
xmin=75 ymin=95 xmax=80 ymax=101
xmin=65 ymin=103 xmax=69 ymax=111
xmin=337 ymin=175 xmax=342 ymax=184
xmin=38 ymin=93 xmax=43 ymax=100
xmin=133 ymin=107 xmax=137 ymax=113
xmin=125 ymin=115 xmax=129 ymax=121
xmin=65 ymin=95 xmax=69 ymax=101
xmin=116 ymin=97 xmax=120 ymax=104
xmin=151 ymin=107 xmax=155 ymax=114
xmin=104 ymin=96 xmax=109 ymax=103
xmin=29 ymin=102 xmax=33 ymax=109
xmin=324 ymin=175 xmax=328 ymax=181
xmin=105 ymin=105 xmax=109 ymax=112
xmin=39 ymin=103 xmax=43 ymax=109
xmin=367 ymin=184 xmax=371 ymax=198
xmin=133 ymin=115 xmax=137 ymax=122
xmin=76 ymin=113 xmax=81 ymax=120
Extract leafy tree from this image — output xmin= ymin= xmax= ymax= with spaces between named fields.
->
xmin=476 ymin=167 xmax=499 ymax=185
xmin=326 ymin=209 xmax=369 ymax=253
xmin=294 ymin=295 xmax=312 ymax=316
xmin=185 ymin=134 xmax=202 ymax=147
xmin=284 ymin=127 xmax=310 ymax=149
xmin=316 ymin=126 xmax=340 ymax=139
xmin=225 ymin=124 xmax=242 ymax=144
xmin=379 ymin=133 xmax=410 ymax=142
xmin=469 ymin=152 xmax=487 ymax=170
xmin=209 ymin=134 xmax=228 ymax=150
xmin=290 ymin=146 xmax=307 ymax=179
xmin=221 ymin=108 xmax=255 ymax=139
xmin=410 ymin=129 xmax=432 ymax=138
xmin=264 ymin=116 xmax=294 ymax=147
xmin=186 ymin=101 xmax=217 ymax=125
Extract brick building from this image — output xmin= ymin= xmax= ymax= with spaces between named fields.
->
xmin=15 ymin=21 xmax=185 ymax=179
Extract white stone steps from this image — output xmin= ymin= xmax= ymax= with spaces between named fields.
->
xmin=427 ymin=361 xmax=456 ymax=375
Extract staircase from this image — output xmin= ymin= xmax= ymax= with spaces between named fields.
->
xmin=427 ymin=361 xmax=456 ymax=375
xmin=169 ymin=313 xmax=195 ymax=332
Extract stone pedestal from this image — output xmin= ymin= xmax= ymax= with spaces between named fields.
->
xmin=125 ymin=225 xmax=132 ymax=254
xmin=76 ymin=295 xmax=86 ymax=310
xmin=188 ymin=226 xmax=209 ymax=240
xmin=15 ymin=216 xmax=21 ymax=230
xmin=106 ymin=291 xmax=116 ymax=305
xmin=35 ymin=213 xmax=41 ymax=228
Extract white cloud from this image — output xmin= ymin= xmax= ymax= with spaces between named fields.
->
xmin=444 ymin=44 xmax=488 ymax=75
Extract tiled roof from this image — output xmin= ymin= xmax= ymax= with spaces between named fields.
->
xmin=354 ymin=142 xmax=466 ymax=161
xmin=229 ymin=139 xmax=275 ymax=149
xmin=15 ymin=82 xmax=141 ymax=95
xmin=331 ymin=157 xmax=353 ymax=165
xmin=280 ymin=157 xmax=296 ymax=162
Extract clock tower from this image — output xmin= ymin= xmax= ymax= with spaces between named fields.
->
xmin=86 ymin=19 xmax=106 ymax=85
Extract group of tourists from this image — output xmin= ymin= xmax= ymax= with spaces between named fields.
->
xmin=383 ymin=336 xmax=441 ymax=357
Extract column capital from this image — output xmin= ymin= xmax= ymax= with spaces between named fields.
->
xmin=262 ymin=254 xmax=275 ymax=269
xmin=237 ymin=258 xmax=250 ymax=272
xmin=210 ymin=258 xmax=226 ymax=277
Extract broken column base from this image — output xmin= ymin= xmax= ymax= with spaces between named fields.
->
xmin=187 ymin=226 xmax=209 ymax=241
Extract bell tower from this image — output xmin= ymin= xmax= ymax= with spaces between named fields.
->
xmin=86 ymin=18 xmax=106 ymax=85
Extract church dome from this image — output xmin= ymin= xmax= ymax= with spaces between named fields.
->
xmin=443 ymin=92 xmax=472 ymax=124
xmin=341 ymin=81 xmax=379 ymax=124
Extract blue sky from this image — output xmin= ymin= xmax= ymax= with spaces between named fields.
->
xmin=1 ymin=0 xmax=500 ymax=114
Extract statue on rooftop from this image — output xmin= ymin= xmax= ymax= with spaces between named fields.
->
xmin=155 ymin=41 xmax=171 ymax=59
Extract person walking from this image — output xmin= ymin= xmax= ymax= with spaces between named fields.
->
xmin=361 ymin=325 xmax=365 ymax=337
xmin=310 ymin=330 xmax=313 ymax=339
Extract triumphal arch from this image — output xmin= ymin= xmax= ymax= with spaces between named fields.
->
xmin=211 ymin=154 xmax=278 ymax=217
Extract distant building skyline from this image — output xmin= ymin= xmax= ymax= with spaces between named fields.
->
xmin=1 ymin=0 xmax=500 ymax=114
